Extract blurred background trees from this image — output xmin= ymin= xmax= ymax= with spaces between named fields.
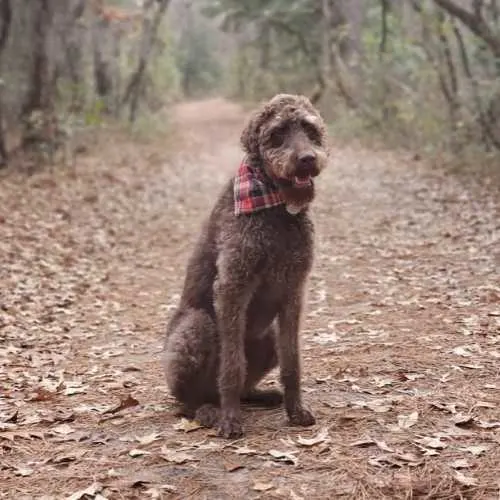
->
xmin=0 ymin=0 xmax=499 ymax=167
xmin=202 ymin=0 xmax=500 ymax=154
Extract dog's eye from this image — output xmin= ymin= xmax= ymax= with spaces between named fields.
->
xmin=269 ymin=127 xmax=286 ymax=148
xmin=302 ymin=121 xmax=322 ymax=145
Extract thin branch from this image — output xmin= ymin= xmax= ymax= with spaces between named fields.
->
xmin=433 ymin=0 xmax=500 ymax=57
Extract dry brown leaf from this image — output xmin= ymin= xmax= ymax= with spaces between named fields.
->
xmin=135 ymin=432 xmax=162 ymax=446
xmin=268 ymin=449 xmax=298 ymax=465
xmin=233 ymin=445 xmax=258 ymax=455
xmin=172 ymin=418 xmax=202 ymax=433
xmin=52 ymin=423 xmax=75 ymax=436
xmin=368 ymin=452 xmax=422 ymax=468
xmin=3 ymin=410 xmax=18 ymax=424
xmin=350 ymin=438 xmax=375 ymax=448
xmin=375 ymin=440 xmax=394 ymax=453
xmin=397 ymin=411 xmax=418 ymax=429
xmin=27 ymin=388 xmax=57 ymax=402
xmin=14 ymin=466 xmax=34 ymax=477
xmin=449 ymin=458 xmax=471 ymax=469
xmin=431 ymin=402 xmax=457 ymax=414
xmin=103 ymin=394 xmax=139 ymax=415
xmin=452 ymin=346 xmax=473 ymax=357
xmin=67 ymin=481 xmax=103 ymax=500
xmin=253 ymin=482 xmax=274 ymax=492
xmin=50 ymin=450 xmax=87 ymax=464
xmin=454 ymin=471 xmax=478 ymax=487
xmin=289 ymin=490 xmax=304 ymax=500
xmin=475 ymin=420 xmax=500 ymax=429
xmin=64 ymin=386 xmax=87 ymax=396
xmin=129 ymin=448 xmax=151 ymax=458
xmin=451 ymin=413 xmax=474 ymax=427
xmin=414 ymin=436 xmax=447 ymax=449
xmin=460 ymin=444 xmax=490 ymax=456
xmin=223 ymin=461 xmax=244 ymax=472
xmin=296 ymin=427 xmax=329 ymax=446
xmin=159 ymin=446 xmax=197 ymax=464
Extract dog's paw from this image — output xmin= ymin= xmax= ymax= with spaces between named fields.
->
xmin=217 ymin=414 xmax=244 ymax=439
xmin=195 ymin=404 xmax=219 ymax=428
xmin=288 ymin=406 xmax=315 ymax=427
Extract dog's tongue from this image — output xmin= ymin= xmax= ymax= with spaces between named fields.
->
xmin=294 ymin=175 xmax=311 ymax=187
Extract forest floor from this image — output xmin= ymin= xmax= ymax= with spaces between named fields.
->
xmin=1 ymin=98 xmax=499 ymax=500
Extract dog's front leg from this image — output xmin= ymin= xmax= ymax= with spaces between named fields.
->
xmin=214 ymin=264 xmax=254 ymax=438
xmin=278 ymin=285 xmax=315 ymax=427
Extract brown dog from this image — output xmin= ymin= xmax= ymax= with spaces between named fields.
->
xmin=163 ymin=94 xmax=329 ymax=438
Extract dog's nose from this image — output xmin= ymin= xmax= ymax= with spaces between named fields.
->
xmin=297 ymin=152 xmax=316 ymax=172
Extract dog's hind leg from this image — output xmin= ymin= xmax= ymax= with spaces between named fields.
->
xmin=163 ymin=308 xmax=219 ymax=417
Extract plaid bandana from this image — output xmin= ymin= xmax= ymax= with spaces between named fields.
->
xmin=234 ymin=161 xmax=284 ymax=215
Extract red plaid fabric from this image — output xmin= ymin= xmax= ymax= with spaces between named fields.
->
xmin=234 ymin=160 xmax=284 ymax=215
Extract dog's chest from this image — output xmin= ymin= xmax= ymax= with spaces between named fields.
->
xmin=261 ymin=214 xmax=314 ymax=282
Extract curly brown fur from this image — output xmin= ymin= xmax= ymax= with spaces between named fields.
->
xmin=163 ymin=94 xmax=329 ymax=438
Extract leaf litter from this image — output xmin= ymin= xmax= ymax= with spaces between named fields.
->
xmin=1 ymin=99 xmax=499 ymax=498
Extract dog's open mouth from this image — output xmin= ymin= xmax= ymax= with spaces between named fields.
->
xmin=293 ymin=175 xmax=312 ymax=188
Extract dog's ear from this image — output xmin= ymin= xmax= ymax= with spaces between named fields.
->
xmin=240 ymin=111 xmax=262 ymax=158
xmin=240 ymin=103 xmax=275 ymax=160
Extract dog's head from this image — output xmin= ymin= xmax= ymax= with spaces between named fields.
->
xmin=240 ymin=94 xmax=328 ymax=206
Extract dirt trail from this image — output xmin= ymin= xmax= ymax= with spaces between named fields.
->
xmin=1 ymin=99 xmax=499 ymax=500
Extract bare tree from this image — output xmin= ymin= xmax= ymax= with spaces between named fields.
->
xmin=122 ymin=0 xmax=171 ymax=123
xmin=0 ymin=0 xmax=11 ymax=166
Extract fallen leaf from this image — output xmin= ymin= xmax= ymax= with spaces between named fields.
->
xmin=296 ymin=427 xmax=329 ymax=446
xmin=472 ymin=401 xmax=496 ymax=409
xmin=253 ymin=482 xmax=274 ymax=492
xmin=350 ymin=438 xmax=375 ymax=448
xmin=268 ymin=449 xmax=298 ymax=465
xmin=398 ymin=372 xmax=424 ymax=382
xmin=430 ymin=402 xmax=457 ymax=414
xmin=67 ymin=482 xmax=103 ymax=500
xmin=397 ymin=411 xmax=418 ymax=429
xmin=451 ymin=413 xmax=474 ymax=427
xmin=475 ymin=420 xmax=500 ymax=429
xmin=372 ymin=377 xmax=393 ymax=387
xmin=64 ymin=387 xmax=87 ymax=396
xmin=449 ymin=458 xmax=471 ymax=469
xmin=52 ymin=424 xmax=75 ymax=436
xmin=460 ymin=444 xmax=490 ymax=456
xmin=454 ymin=471 xmax=478 ymax=486
xmin=375 ymin=440 xmax=394 ymax=453
xmin=159 ymin=446 xmax=197 ymax=464
xmin=414 ymin=436 xmax=447 ymax=449
xmin=103 ymin=394 xmax=139 ymax=415
xmin=233 ymin=445 xmax=258 ymax=455
xmin=50 ymin=450 xmax=87 ymax=464
xmin=223 ymin=461 xmax=244 ymax=472
xmin=27 ymin=389 xmax=57 ymax=402
xmin=129 ymin=448 xmax=151 ymax=458
xmin=366 ymin=401 xmax=392 ymax=413
xmin=172 ymin=418 xmax=202 ymax=433
xmin=368 ymin=452 xmax=422 ymax=468
xmin=452 ymin=346 xmax=473 ymax=357
xmin=3 ymin=410 xmax=18 ymax=424
xmin=14 ymin=466 xmax=34 ymax=477
xmin=135 ymin=432 xmax=162 ymax=446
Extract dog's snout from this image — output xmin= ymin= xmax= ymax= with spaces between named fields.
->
xmin=297 ymin=152 xmax=316 ymax=173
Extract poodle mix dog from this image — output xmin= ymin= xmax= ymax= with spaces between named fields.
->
xmin=163 ymin=94 xmax=329 ymax=438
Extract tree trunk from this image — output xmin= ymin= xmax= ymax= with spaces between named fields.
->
xmin=122 ymin=0 xmax=171 ymax=123
xmin=0 ymin=0 xmax=11 ymax=166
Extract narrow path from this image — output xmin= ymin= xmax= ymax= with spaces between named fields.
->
xmin=0 ymin=99 xmax=499 ymax=499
